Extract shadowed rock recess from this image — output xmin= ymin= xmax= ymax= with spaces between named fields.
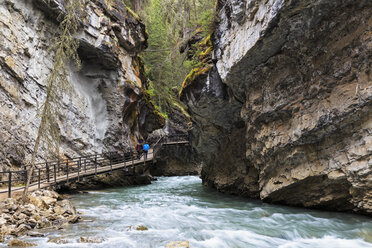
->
xmin=0 ymin=0 xmax=164 ymax=173
xmin=181 ymin=0 xmax=372 ymax=215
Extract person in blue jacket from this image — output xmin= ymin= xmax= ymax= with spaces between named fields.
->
xmin=143 ymin=143 xmax=150 ymax=160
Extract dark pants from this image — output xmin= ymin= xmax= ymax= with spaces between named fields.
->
xmin=144 ymin=150 xmax=148 ymax=160
xmin=137 ymin=150 xmax=142 ymax=159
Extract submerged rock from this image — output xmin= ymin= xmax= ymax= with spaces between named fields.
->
xmin=78 ymin=236 xmax=105 ymax=243
xmin=8 ymin=239 xmax=36 ymax=247
xmin=166 ymin=241 xmax=190 ymax=248
xmin=47 ymin=237 xmax=70 ymax=244
xmin=135 ymin=225 xmax=148 ymax=231
xmin=26 ymin=232 xmax=45 ymax=237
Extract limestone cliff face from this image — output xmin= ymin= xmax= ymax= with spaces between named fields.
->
xmin=182 ymin=0 xmax=372 ymax=215
xmin=0 ymin=0 xmax=164 ymax=171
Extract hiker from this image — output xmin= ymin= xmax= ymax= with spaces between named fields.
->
xmin=136 ymin=139 xmax=142 ymax=159
xmin=143 ymin=142 xmax=150 ymax=160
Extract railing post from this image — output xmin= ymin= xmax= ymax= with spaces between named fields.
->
xmin=66 ymin=160 xmax=69 ymax=183
xmin=8 ymin=171 xmax=11 ymax=198
xmin=123 ymin=151 xmax=126 ymax=167
xmin=131 ymin=150 xmax=134 ymax=166
xmin=78 ymin=158 xmax=81 ymax=182
xmin=84 ymin=159 xmax=87 ymax=173
xmin=46 ymin=162 xmax=50 ymax=183
xmin=23 ymin=166 xmax=27 ymax=186
xmin=54 ymin=163 xmax=56 ymax=184
xmin=38 ymin=168 xmax=41 ymax=189
xmin=95 ymin=153 xmax=97 ymax=175
xmin=57 ymin=159 xmax=60 ymax=176
xmin=109 ymin=152 xmax=112 ymax=173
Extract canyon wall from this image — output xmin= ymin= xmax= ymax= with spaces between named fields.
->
xmin=181 ymin=0 xmax=372 ymax=215
xmin=0 ymin=0 xmax=164 ymax=172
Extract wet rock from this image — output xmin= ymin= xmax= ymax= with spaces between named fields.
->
xmin=166 ymin=241 xmax=190 ymax=248
xmin=8 ymin=239 xmax=36 ymax=247
xmin=27 ymin=231 xmax=45 ymax=237
xmin=67 ymin=215 xmax=80 ymax=224
xmin=15 ymin=224 xmax=32 ymax=234
xmin=40 ymin=197 xmax=57 ymax=206
xmin=0 ymin=217 xmax=6 ymax=226
xmin=78 ymin=236 xmax=105 ymax=243
xmin=54 ymin=200 xmax=76 ymax=216
xmin=22 ymin=205 xmax=36 ymax=216
xmin=15 ymin=213 xmax=27 ymax=222
xmin=27 ymin=197 xmax=47 ymax=210
xmin=135 ymin=225 xmax=148 ymax=231
xmin=47 ymin=237 xmax=69 ymax=244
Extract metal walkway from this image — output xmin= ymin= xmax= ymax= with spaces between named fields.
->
xmin=0 ymin=134 xmax=188 ymax=199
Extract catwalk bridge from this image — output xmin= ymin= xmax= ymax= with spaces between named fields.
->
xmin=0 ymin=134 xmax=189 ymax=199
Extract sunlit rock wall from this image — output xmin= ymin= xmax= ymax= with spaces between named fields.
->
xmin=0 ymin=0 xmax=164 ymax=172
xmin=182 ymin=0 xmax=372 ymax=215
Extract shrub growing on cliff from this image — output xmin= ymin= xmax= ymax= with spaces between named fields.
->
xmin=139 ymin=0 xmax=215 ymax=115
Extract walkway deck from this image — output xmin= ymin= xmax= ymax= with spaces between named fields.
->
xmin=0 ymin=135 xmax=189 ymax=201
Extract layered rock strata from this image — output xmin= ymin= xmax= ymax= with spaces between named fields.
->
xmin=181 ymin=0 xmax=372 ymax=214
xmin=0 ymin=0 xmax=164 ymax=174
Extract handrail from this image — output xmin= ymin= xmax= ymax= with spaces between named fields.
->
xmin=0 ymin=134 xmax=189 ymax=198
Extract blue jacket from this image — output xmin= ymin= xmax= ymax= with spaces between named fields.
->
xmin=143 ymin=144 xmax=150 ymax=151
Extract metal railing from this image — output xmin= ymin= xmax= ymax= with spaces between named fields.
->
xmin=0 ymin=134 xmax=189 ymax=198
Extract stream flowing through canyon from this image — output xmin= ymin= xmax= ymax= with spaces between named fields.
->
xmin=6 ymin=176 xmax=372 ymax=248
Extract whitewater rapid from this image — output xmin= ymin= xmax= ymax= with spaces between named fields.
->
xmin=5 ymin=176 xmax=372 ymax=248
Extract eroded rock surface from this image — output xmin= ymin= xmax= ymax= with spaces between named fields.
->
xmin=151 ymin=144 xmax=201 ymax=176
xmin=182 ymin=0 xmax=372 ymax=214
xmin=0 ymin=0 xmax=163 ymax=175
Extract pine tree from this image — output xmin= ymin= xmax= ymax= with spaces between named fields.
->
xmin=22 ymin=0 xmax=84 ymax=201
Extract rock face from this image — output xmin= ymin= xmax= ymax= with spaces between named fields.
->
xmin=151 ymin=144 xmax=201 ymax=176
xmin=181 ymin=0 xmax=372 ymax=215
xmin=0 ymin=0 xmax=164 ymax=174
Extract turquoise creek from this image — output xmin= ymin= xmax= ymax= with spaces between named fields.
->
xmin=5 ymin=176 xmax=372 ymax=248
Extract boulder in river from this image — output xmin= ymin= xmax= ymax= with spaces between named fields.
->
xmin=78 ymin=236 xmax=105 ymax=243
xmin=8 ymin=239 xmax=37 ymax=247
xmin=135 ymin=225 xmax=148 ymax=231
xmin=166 ymin=241 xmax=190 ymax=248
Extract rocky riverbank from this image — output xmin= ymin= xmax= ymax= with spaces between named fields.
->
xmin=0 ymin=190 xmax=79 ymax=243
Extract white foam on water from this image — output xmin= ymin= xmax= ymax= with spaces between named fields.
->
xmin=278 ymin=235 xmax=372 ymax=248
xmin=5 ymin=176 xmax=372 ymax=248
